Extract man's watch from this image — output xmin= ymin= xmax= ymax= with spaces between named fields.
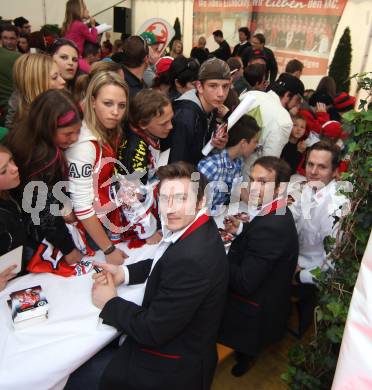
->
xmin=103 ymin=244 xmax=116 ymax=255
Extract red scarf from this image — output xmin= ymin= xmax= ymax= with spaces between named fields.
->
xmin=130 ymin=124 xmax=160 ymax=150
xmin=258 ymin=198 xmax=288 ymax=217
xmin=180 ymin=213 xmax=210 ymax=241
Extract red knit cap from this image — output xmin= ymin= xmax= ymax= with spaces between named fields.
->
xmin=333 ymin=92 xmax=356 ymax=112
xmin=321 ymin=121 xmax=347 ymax=139
xmin=155 ymin=56 xmax=174 ymax=75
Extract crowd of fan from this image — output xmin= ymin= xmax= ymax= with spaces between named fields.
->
xmin=0 ymin=1 xmax=354 ymax=387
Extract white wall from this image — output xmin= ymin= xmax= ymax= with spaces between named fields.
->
xmin=131 ymin=0 xmax=193 ymax=53
xmin=1 ymin=0 xmax=370 ymax=92
xmin=327 ymin=0 xmax=372 ymax=96
xmin=0 ymin=0 xmax=132 ymax=41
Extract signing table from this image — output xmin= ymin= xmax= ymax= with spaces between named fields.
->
xmin=0 ymin=202 xmax=247 ymax=390
xmin=0 ymin=242 xmax=159 ymax=390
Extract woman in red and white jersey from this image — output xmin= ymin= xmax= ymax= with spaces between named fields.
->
xmin=65 ymin=71 xmax=129 ymax=264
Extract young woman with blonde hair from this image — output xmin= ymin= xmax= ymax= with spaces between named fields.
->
xmin=65 ymin=71 xmax=129 ymax=264
xmin=6 ymin=53 xmax=65 ymax=128
xmin=170 ymin=39 xmax=184 ymax=59
xmin=73 ymin=61 xmax=124 ymax=103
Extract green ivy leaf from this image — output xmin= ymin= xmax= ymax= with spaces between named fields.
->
xmin=284 ymin=71 xmax=371 ymax=390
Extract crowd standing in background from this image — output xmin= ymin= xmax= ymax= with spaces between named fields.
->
xmin=0 ymin=1 xmax=354 ymax=387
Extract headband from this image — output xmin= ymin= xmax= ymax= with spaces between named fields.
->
xmin=57 ymin=110 xmax=76 ymax=127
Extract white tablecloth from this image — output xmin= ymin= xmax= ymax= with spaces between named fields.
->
xmin=0 ymin=204 xmax=248 ymax=390
xmin=0 ymin=242 xmax=159 ymax=390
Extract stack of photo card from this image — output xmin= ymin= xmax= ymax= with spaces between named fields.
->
xmin=218 ymin=228 xmax=235 ymax=251
xmin=8 ymin=285 xmax=48 ymax=329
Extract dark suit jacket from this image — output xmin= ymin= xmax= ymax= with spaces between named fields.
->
xmin=211 ymin=40 xmax=231 ymax=62
xmin=218 ymin=206 xmax=298 ymax=356
xmin=99 ymin=218 xmax=229 ymax=390
xmin=232 ymin=41 xmax=251 ymax=57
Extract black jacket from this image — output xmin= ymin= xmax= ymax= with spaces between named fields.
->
xmin=211 ymin=40 xmax=231 ymax=62
xmin=190 ymin=47 xmax=209 ymax=65
xmin=99 ymin=218 xmax=229 ymax=390
xmin=281 ymin=142 xmax=303 ymax=174
xmin=117 ymin=124 xmax=158 ymax=185
xmin=123 ymin=67 xmax=145 ymax=99
xmin=169 ymin=97 xmax=217 ymax=166
xmin=232 ymin=41 xmax=251 ymax=57
xmin=13 ymin=182 xmax=75 ymax=256
xmin=218 ymin=206 xmax=298 ymax=356
xmin=0 ymin=197 xmax=35 ymax=271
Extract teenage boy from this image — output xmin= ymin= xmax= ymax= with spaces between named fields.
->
xmin=169 ymin=58 xmax=231 ymax=165
xmin=241 ymin=72 xmax=305 ymax=179
xmin=117 ymin=89 xmax=173 ymax=184
xmin=198 ymin=115 xmax=260 ymax=210
xmin=218 ymin=156 xmax=298 ymax=377
xmin=115 ymin=89 xmax=174 ymax=245
xmin=87 ymin=162 xmax=229 ymax=390
xmin=243 ymin=63 xmax=267 ymax=92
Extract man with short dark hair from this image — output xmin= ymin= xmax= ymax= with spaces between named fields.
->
xmin=232 ymin=27 xmax=251 ymax=57
xmin=285 ymin=59 xmax=304 ymax=78
xmin=243 ymin=63 xmax=267 ymax=92
xmin=88 ymin=161 xmax=228 ymax=390
xmin=241 ymin=72 xmax=305 ymax=178
xmin=219 ymin=156 xmax=299 ymax=377
xmin=1 ymin=24 xmax=19 ymax=51
xmin=242 ymin=33 xmax=278 ymax=83
xmin=13 ymin=16 xmax=31 ymax=35
xmin=289 ymin=141 xmax=349 ymax=334
xmin=169 ymin=58 xmax=231 ymax=165
xmin=117 ymin=35 xmax=148 ymax=98
xmin=198 ymin=115 xmax=260 ymax=209
xmin=211 ymin=30 xmax=231 ymax=61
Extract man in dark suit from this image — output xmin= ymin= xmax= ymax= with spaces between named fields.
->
xmin=218 ymin=156 xmax=299 ymax=377
xmin=92 ymin=162 xmax=229 ymax=390
xmin=231 ymin=27 xmax=251 ymax=57
xmin=241 ymin=33 xmax=278 ymax=84
xmin=210 ymin=30 xmax=231 ymax=62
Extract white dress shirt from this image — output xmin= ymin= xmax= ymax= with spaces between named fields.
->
xmin=235 ymin=198 xmax=282 ymax=236
xmin=289 ymin=180 xmax=349 ymax=284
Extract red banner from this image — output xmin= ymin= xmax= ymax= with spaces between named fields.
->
xmin=193 ymin=0 xmax=348 ymax=76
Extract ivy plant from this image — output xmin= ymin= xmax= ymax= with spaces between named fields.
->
xmin=282 ymin=72 xmax=372 ymax=389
